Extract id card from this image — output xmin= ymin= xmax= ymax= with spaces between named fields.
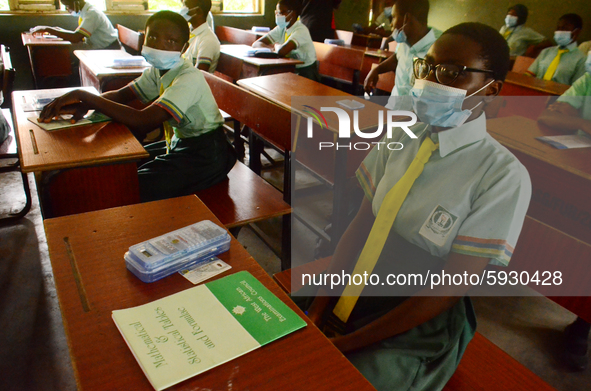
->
xmin=179 ymin=258 xmax=232 ymax=285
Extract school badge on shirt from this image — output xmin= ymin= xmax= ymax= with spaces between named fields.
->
xmin=419 ymin=205 xmax=458 ymax=247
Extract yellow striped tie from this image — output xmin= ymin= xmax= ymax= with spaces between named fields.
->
xmin=502 ymin=29 xmax=512 ymax=39
xmin=159 ymin=83 xmax=174 ymax=154
xmin=543 ymin=49 xmax=568 ymax=81
xmin=332 ymin=137 xmax=439 ymax=323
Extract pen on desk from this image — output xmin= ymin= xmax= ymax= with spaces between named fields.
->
xmin=29 ymin=129 xmax=39 ymax=154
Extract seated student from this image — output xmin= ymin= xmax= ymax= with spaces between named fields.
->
xmin=500 ymin=4 xmax=546 ymax=57
xmin=32 ymin=0 xmax=119 ymax=49
xmin=252 ymin=0 xmax=320 ymax=81
xmin=538 ymin=55 xmax=591 ymax=135
xmin=364 ymin=0 xmax=441 ymax=111
xmin=207 ymin=11 xmax=215 ymax=31
xmin=525 ymin=14 xmax=586 ymax=85
xmin=306 ymin=22 xmax=531 ymax=391
xmin=180 ymin=0 xmax=221 ymax=72
xmin=37 ymin=11 xmax=236 ymax=203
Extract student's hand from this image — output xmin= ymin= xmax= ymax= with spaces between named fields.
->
xmin=364 ymin=68 xmax=379 ymax=93
xmin=38 ymin=90 xmax=86 ymax=123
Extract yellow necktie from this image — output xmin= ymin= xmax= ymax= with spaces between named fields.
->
xmin=502 ymin=29 xmax=513 ymax=39
xmin=78 ymin=16 xmax=82 ymax=26
xmin=332 ymin=137 xmax=439 ymax=323
xmin=159 ymin=83 xmax=174 ymax=153
xmin=543 ymin=49 xmax=568 ymax=81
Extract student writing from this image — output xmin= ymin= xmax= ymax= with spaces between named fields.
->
xmin=180 ymin=0 xmax=221 ymax=72
xmin=38 ymin=11 xmax=236 ymax=202
xmin=32 ymin=0 xmax=119 ymax=50
xmin=525 ymin=14 xmax=586 ymax=85
xmin=252 ymin=0 xmax=320 ymax=81
xmin=307 ymin=23 xmax=531 ymax=391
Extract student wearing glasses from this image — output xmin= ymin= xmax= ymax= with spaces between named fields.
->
xmin=306 ymin=23 xmax=531 ymax=390
xmin=525 ymin=14 xmax=586 ymax=86
xmin=364 ymin=0 xmax=441 ymax=111
xmin=252 ymin=0 xmax=319 ymax=81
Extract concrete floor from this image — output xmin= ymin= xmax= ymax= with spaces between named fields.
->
xmin=1 ymin=153 xmax=591 ymax=390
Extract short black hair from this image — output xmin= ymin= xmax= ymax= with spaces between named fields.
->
xmin=442 ymin=22 xmax=510 ymax=82
xmin=508 ymin=4 xmax=528 ymax=26
xmin=278 ymin=0 xmax=302 ymax=15
xmin=559 ymin=13 xmax=583 ymax=31
xmin=145 ymin=10 xmax=190 ymax=44
xmin=196 ymin=0 xmax=212 ymax=14
xmin=395 ymin=0 xmax=430 ymax=25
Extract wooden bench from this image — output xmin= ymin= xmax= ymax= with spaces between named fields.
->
xmin=215 ymin=26 xmax=260 ymax=46
xmin=273 ymin=259 xmax=556 ymax=391
xmin=512 ymin=55 xmax=536 ymax=74
xmin=314 ymin=42 xmax=365 ymax=94
xmin=116 ymin=24 xmax=144 ymax=55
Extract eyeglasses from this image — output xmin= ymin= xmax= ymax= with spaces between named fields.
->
xmin=413 ymin=57 xmax=495 ymax=86
xmin=274 ymin=9 xmax=292 ymax=15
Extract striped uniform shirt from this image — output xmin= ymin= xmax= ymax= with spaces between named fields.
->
xmin=129 ymin=58 xmax=223 ymax=140
xmin=356 ymin=113 xmax=531 ymax=267
xmin=76 ymin=2 xmax=118 ymax=49
xmin=185 ymin=23 xmax=221 ymax=73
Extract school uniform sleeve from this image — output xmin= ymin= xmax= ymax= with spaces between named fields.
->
xmin=196 ymin=37 xmax=219 ymax=69
xmin=450 ymin=160 xmax=531 ymax=266
xmin=266 ymin=26 xmax=283 ymax=44
xmin=356 ymin=135 xmax=398 ymax=203
xmin=570 ymin=55 xmax=587 ymax=85
xmin=523 ymin=27 xmax=545 ymax=46
xmin=128 ymin=68 xmax=159 ymax=104
xmin=526 ymin=52 xmax=542 ymax=77
xmin=76 ymin=12 xmax=99 ymax=38
xmin=557 ymin=73 xmax=591 ymax=110
xmin=153 ymin=70 xmax=202 ymax=124
xmin=288 ymin=24 xmax=310 ymax=49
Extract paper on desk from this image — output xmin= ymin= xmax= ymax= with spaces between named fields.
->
xmin=536 ymin=130 xmax=591 ymax=149
xmin=179 ymin=258 xmax=232 ymax=284
xmin=27 ymin=111 xmax=111 ymax=131
xmin=21 ymin=87 xmax=99 ymax=112
xmin=105 ymin=56 xmax=150 ymax=69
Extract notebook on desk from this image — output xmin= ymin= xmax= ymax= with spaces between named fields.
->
xmin=27 ymin=111 xmax=111 ymax=131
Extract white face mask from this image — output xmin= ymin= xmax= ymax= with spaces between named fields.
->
xmin=141 ymin=46 xmax=184 ymax=70
xmin=179 ymin=6 xmax=192 ymax=21
xmin=505 ymin=15 xmax=518 ymax=28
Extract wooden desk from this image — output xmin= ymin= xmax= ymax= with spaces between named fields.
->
xmin=217 ymin=44 xmax=303 ymax=82
xmin=74 ymin=49 xmax=148 ymax=92
xmin=44 ymin=195 xmax=374 ymax=391
xmin=238 ymin=73 xmax=386 ymax=246
xmin=502 ymin=71 xmax=570 ymax=96
xmin=22 ymin=33 xmax=72 ymax=89
xmin=487 ymin=116 xmax=591 ymax=321
xmin=12 ymin=87 xmax=148 ymax=217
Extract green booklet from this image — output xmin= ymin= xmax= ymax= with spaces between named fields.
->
xmin=112 ymin=271 xmax=307 ymax=391
xmin=28 ymin=111 xmax=111 ymax=131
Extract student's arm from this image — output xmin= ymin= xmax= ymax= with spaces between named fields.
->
xmin=307 ymin=198 xmax=375 ymax=327
xmin=276 ymin=40 xmax=297 ymax=58
xmin=33 ymin=27 xmax=85 ymax=43
xmin=38 ymin=89 xmax=170 ymax=138
xmin=363 ymin=54 xmax=398 ymax=93
xmin=252 ymin=35 xmax=274 ymax=48
xmin=330 ymin=253 xmax=490 ymax=353
xmin=538 ymin=102 xmax=591 ymax=135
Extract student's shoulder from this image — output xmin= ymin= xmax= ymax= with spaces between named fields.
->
xmin=176 ymin=61 xmax=207 ymax=81
xmin=481 ymin=134 xmax=531 ymax=188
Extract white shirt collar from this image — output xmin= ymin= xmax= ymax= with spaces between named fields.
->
xmin=430 ymin=113 xmax=487 ymax=157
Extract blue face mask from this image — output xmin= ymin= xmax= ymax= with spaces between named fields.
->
xmin=179 ymin=6 xmax=192 ymax=21
xmin=410 ymin=79 xmax=494 ymax=128
xmin=554 ymin=31 xmax=572 ymax=47
xmin=141 ymin=46 xmax=184 ymax=70
xmin=505 ymin=15 xmax=518 ymax=28
xmin=384 ymin=6 xmax=392 ymax=17
xmin=391 ymin=23 xmax=407 ymax=44
xmin=275 ymin=14 xmax=289 ymax=29
xmin=70 ymin=10 xmax=80 ymax=16
xmin=586 ymin=53 xmax=591 ymax=74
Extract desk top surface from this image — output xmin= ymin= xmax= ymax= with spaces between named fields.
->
xmin=21 ymin=32 xmax=71 ymax=46
xmin=74 ymin=49 xmax=149 ymax=78
xmin=220 ymin=44 xmax=304 ymax=67
xmin=487 ymin=116 xmax=591 ymax=180
xmin=504 ymin=71 xmax=570 ymax=96
xmin=43 ymin=195 xmax=374 ymax=391
xmin=12 ymin=88 xmax=148 ymax=173
xmin=238 ymin=73 xmax=388 ymax=133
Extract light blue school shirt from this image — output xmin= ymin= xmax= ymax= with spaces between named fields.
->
xmin=527 ymin=42 xmax=586 ymax=85
xmin=76 ymin=2 xmax=118 ymax=49
xmin=386 ymin=27 xmax=442 ymax=111
xmin=129 ymin=59 xmax=223 ymax=140
xmin=356 ymin=113 xmax=532 ymax=266
xmin=500 ymin=24 xmax=545 ymax=57
xmin=558 ymin=73 xmax=591 ymax=121
xmin=266 ymin=19 xmax=316 ymax=68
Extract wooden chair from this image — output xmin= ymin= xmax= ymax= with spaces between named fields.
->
xmin=512 ymin=55 xmax=536 ymax=74
xmin=116 ymin=24 xmax=144 ymax=55
xmin=0 ymin=46 xmax=32 ymax=221
xmin=273 ymin=258 xmax=556 ymax=391
xmin=313 ymin=42 xmax=365 ymax=94
xmin=215 ymin=26 xmax=259 ymax=46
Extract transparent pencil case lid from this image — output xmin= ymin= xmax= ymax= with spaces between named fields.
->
xmin=124 ymin=220 xmax=231 ymax=282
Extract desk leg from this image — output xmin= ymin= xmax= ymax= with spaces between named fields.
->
xmin=248 ymin=129 xmax=263 ymax=175
xmin=39 ymin=162 xmax=141 ymax=218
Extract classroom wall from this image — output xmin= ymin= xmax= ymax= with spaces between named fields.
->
xmin=428 ymin=0 xmax=591 ymax=43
